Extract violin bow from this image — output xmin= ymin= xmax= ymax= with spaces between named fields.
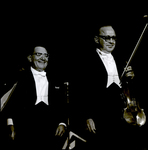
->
xmin=120 ymin=23 xmax=148 ymax=80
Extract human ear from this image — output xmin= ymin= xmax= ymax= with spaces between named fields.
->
xmin=27 ymin=55 xmax=33 ymax=62
xmin=94 ymin=36 xmax=99 ymax=44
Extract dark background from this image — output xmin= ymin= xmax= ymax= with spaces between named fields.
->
xmin=0 ymin=2 xmax=148 ymax=101
xmin=0 ymin=2 xmax=148 ymax=149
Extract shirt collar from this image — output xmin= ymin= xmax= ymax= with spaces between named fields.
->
xmin=31 ymin=67 xmax=46 ymax=77
xmin=96 ymin=48 xmax=113 ymax=60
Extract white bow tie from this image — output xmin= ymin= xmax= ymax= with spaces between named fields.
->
xmin=97 ymin=49 xmax=113 ymax=61
xmin=35 ymin=72 xmax=46 ymax=77
xmin=31 ymin=67 xmax=46 ymax=77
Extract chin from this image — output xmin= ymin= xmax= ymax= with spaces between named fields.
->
xmin=39 ymin=66 xmax=46 ymax=71
xmin=37 ymin=63 xmax=47 ymax=71
xmin=108 ymin=47 xmax=115 ymax=53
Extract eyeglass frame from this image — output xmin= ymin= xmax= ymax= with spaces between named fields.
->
xmin=33 ymin=52 xmax=49 ymax=58
xmin=98 ymin=35 xmax=117 ymax=42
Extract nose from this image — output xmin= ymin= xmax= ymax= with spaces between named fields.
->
xmin=40 ymin=55 xmax=48 ymax=61
xmin=109 ymin=38 xmax=115 ymax=44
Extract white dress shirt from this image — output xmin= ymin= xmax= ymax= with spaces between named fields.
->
xmin=96 ymin=48 xmax=121 ymax=88
xmin=31 ymin=67 xmax=49 ymax=105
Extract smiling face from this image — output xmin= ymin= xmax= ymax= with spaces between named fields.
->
xmin=97 ymin=26 xmax=116 ymax=54
xmin=28 ymin=46 xmax=49 ymax=72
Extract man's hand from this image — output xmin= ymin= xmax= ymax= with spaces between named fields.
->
xmin=125 ymin=66 xmax=135 ymax=79
xmin=8 ymin=125 xmax=16 ymax=140
xmin=86 ymin=119 xmax=96 ymax=134
xmin=55 ymin=125 xmax=66 ymax=137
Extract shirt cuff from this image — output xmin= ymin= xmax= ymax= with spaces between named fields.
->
xmin=7 ymin=118 xmax=14 ymax=125
xmin=59 ymin=122 xmax=67 ymax=127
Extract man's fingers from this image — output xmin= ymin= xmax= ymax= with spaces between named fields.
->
xmin=91 ymin=122 xmax=96 ymax=133
xmin=126 ymin=66 xmax=132 ymax=71
xmin=126 ymin=72 xmax=135 ymax=79
xmin=87 ymin=123 xmax=92 ymax=132
xmin=55 ymin=125 xmax=65 ymax=137
xmin=87 ymin=120 xmax=96 ymax=133
xmin=60 ymin=131 xmax=64 ymax=137
xmin=55 ymin=128 xmax=59 ymax=136
xmin=11 ymin=131 xmax=15 ymax=140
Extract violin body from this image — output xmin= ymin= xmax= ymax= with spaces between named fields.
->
xmin=122 ymin=83 xmax=146 ymax=126
xmin=123 ymin=103 xmax=146 ymax=126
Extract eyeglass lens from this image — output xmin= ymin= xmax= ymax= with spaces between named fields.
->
xmin=99 ymin=35 xmax=117 ymax=42
xmin=33 ymin=53 xmax=49 ymax=58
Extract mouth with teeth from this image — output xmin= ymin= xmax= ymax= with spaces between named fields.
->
xmin=38 ymin=60 xmax=46 ymax=63
xmin=34 ymin=59 xmax=48 ymax=71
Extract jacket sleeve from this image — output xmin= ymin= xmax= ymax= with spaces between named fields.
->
xmin=3 ymin=71 xmax=28 ymax=125
xmin=51 ymin=81 xmax=68 ymax=127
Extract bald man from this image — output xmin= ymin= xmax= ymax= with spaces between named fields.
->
xmin=5 ymin=46 xmax=67 ymax=149
xmin=81 ymin=25 xmax=135 ymax=150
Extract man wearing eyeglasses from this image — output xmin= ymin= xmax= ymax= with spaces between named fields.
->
xmin=5 ymin=46 xmax=67 ymax=149
xmin=82 ymin=25 xmax=135 ymax=149
xmin=94 ymin=26 xmax=117 ymax=54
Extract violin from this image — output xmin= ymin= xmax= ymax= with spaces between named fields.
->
xmin=122 ymin=82 xmax=146 ymax=126
xmin=121 ymin=22 xmax=148 ymax=126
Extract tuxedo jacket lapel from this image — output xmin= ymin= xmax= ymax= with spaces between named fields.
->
xmin=92 ymin=51 xmax=108 ymax=88
xmin=22 ymin=69 xmax=37 ymax=106
xmin=46 ymin=72 xmax=52 ymax=106
xmin=112 ymin=52 xmax=125 ymax=78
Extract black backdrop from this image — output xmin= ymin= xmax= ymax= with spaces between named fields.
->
xmin=1 ymin=2 xmax=148 ymax=100
xmin=0 ymin=2 xmax=148 ymax=149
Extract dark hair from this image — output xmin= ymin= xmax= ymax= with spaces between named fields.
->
xmin=26 ymin=43 xmax=49 ymax=57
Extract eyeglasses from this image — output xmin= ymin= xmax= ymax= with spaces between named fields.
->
xmin=33 ymin=53 xmax=49 ymax=58
xmin=99 ymin=35 xmax=117 ymax=42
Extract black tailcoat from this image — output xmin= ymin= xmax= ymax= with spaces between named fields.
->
xmin=82 ymin=49 xmax=124 ymax=121
xmin=80 ymin=48 xmax=145 ymax=150
xmin=80 ymin=49 xmax=128 ymax=149
xmin=4 ymin=68 xmax=67 ymax=149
